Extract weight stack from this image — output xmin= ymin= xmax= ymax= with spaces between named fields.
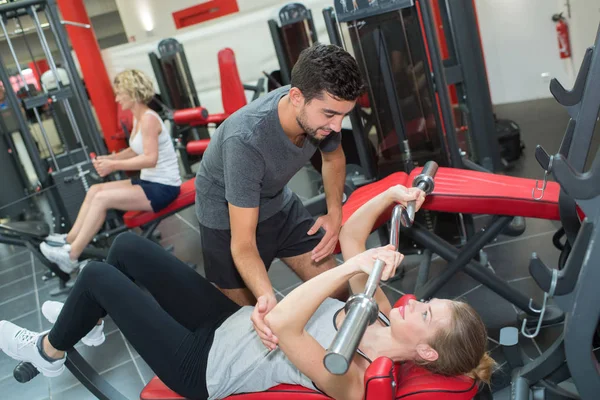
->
xmin=50 ymin=160 xmax=102 ymax=228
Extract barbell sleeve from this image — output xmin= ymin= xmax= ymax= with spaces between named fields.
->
xmin=405 ymin=161 xmax=439 ymax=226
xmin=324 ymin=259 xmax=385 ymax=375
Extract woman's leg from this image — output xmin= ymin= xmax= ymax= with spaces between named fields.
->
xmin=48 ymin=260 xmax=221 ymax=398
xmin=107 ymin=233 xmax=240 ymax=331
xmin=68 ymin=185 xmax=152 ymax=259
xmin=66 ymin=180 xmax=134 ymax=243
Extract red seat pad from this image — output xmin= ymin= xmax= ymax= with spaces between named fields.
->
xmin=123 ymin=179 xmax=196 ymax=228
xmin=186 ymin=139 xmax=211 ymax=156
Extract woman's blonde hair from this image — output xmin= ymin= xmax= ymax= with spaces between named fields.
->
xmin=113 ymin=69 xmax=155 ymax=105
xmin=415 ymin=301 xmax=497 ymax=385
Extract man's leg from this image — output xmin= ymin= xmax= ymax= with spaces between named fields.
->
xmin=199 ymin=224 xmax=276 ymax=306
xmin=275 ymin=195 xmax=349 ymax=301
xmin=217 ymin=287 xmax=256 ymax=307
xmin=280 ymin=253 xmax=348 ymax=301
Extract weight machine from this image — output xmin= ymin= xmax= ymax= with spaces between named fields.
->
xmin=0 ymin=0 xmax=115 ymax=295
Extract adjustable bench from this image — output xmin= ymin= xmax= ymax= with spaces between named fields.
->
xmin=339 ymin=166 xmax=561 ymax=246
xmin=338 ymin=166 xmax=564 ymax=327
xmin=141 ymin=295 xmax=479 ymax=400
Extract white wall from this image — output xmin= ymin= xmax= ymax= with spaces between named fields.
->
xmin=475 ymin=0 xmax=600 ymax=105
xmin=114 ymin=0 xmax=298 ymax=43
xmin=569 ymin=0 xmax=600 ymax=69
xmin=103 ymin=0 xmax=334 ymax=114
xmin=102 ymin=0 xmax=600 ymax=111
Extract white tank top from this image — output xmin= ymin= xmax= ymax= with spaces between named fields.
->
xmin=129 ymin=110 xmax=182 ymax=187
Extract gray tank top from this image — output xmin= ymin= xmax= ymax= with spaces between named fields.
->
xmin=205 ymin=297 xmax=343 ymax=399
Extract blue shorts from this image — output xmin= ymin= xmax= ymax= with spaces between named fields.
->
xmin=131 ymin=178 xmax=180 ymax=213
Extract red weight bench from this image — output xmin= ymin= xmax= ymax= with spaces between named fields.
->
xmin=122 ymin=179 xmax=196 ymax=238
xmin=336 ymin=166 xmax=565 ymax=326
xmin=173 ymin=47 xmax=249 ymax=157
xmin=339 ymin=166 xmax=561 ymax=241
xmin=141 ymin=295 xmax=478 ymax=400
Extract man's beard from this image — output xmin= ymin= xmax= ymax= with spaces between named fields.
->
xmin=296 ymin=112 xmax=327 ymax=147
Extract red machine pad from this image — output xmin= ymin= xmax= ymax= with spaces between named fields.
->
xmin=341 ymin=167 xmax=561 ymax=227
xmin=123 ymin=179 xmax=196 ymax=228
xmin=179 ymin=48 xmax=249 ymax=154
xmin=335 ymin=167 xmax=561 ymax=254
xmin=219 ymin=48 xmax=247 ymax=115
xmin=172 ymin=107 xmax=209 ymax=126
xmin=186 ymin=139 xmax=210 ymax=156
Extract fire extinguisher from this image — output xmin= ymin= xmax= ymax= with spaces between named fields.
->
xmin=552 ymin=13 xmax=571 ymax=59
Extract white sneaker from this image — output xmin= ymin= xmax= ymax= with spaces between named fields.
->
xmin=0 ymin=320 xmax=65 ymax=377
xmin=42 ymin=301 xmax=105 ymax=347
xmin=45 ymin=233 xmax=68 ymax=246
xmin=40 ymin=242 xmax=79 ymax=274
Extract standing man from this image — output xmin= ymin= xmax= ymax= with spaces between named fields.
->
xmin=195 ymin=44 xmax=363 ymax=346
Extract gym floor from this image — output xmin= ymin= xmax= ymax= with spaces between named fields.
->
xmin=0 ymin=97 xmax=596 ymax=399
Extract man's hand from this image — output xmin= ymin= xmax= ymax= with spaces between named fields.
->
xmin=251 ymin=294 xmax=279 ymax=350
xmin=308 ymin=212 xmax=342 ymax=262
xmin=93 ymin=158 xmax=115 ymax=177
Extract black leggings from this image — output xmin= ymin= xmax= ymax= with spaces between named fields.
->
xmin=47 ymin=233 xmax=241 ymax=399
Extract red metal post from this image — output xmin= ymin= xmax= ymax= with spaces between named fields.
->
xmin=56 ymin=0 xmax=127 ymax=153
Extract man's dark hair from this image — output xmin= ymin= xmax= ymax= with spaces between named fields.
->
xmin=290 ymin=43 xmax=364 ymax=103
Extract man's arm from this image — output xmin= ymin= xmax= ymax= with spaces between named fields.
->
xmin=309 ymin=143 xmax=346 ymax=261
xmin=321 ymin=143 xmax=346 ymax=217
xmin=228 ymin=204 xmax=274 ymax=300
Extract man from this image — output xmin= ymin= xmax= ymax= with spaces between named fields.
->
xmin=195 ymin=44 xmax=363 ymax=347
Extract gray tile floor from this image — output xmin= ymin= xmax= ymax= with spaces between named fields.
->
xmin=0 ymin=97 xmax=595 ymax=399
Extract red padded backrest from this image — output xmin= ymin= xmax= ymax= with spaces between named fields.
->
xmin=218 ymin=48 xmax=247 ymax=115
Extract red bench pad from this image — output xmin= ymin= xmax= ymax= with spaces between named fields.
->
xmin=123 ymin=179 xmax=196 ymax=228
xmin=336 ymin=167 xmax=560 ymax=254
xmin=343 ymin=167 xmax=560 ymax=225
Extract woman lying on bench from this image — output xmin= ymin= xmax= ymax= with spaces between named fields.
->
xmin=0 ymin=185 xmax=494 ymax=400
xmin=40 ymin=69 xmax=182 ymax=274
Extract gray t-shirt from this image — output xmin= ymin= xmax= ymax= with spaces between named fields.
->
xmin=195 ymin=86 xmax=342 ymax=229
xmin=205 ymin=297 xmax=343 ymax=399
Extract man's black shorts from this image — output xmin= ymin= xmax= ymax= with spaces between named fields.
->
xmin=199 ymin=194 xmax=325 ymax=289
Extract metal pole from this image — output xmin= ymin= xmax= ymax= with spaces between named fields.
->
xmin=0 ymin=16 xmax=60 ymax=171
xmin=269 ymin=19 xmax=291 ymax=85
xmin=0 ymin=0 xmax=43 ymax=13
xmin=418 ymin=0 xmax=464 ymax=168
xmin=44 ymin=0 xmax=106 ymax=155
xmin=323 ymin=7 xmax=377 ymax=181
xmin=0 ymin=49 xmax=47 ymax=184
xmin=30 ymin=6 xmax=90 ymax=162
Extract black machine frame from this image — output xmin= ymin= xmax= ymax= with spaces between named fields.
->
xmin=327 ymin=0 xmax=502 ymax=174
xmin=324 ymin=1 xmax=560 ymax=326
xmin=268 ymin=2 xmax=318 ymax=86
